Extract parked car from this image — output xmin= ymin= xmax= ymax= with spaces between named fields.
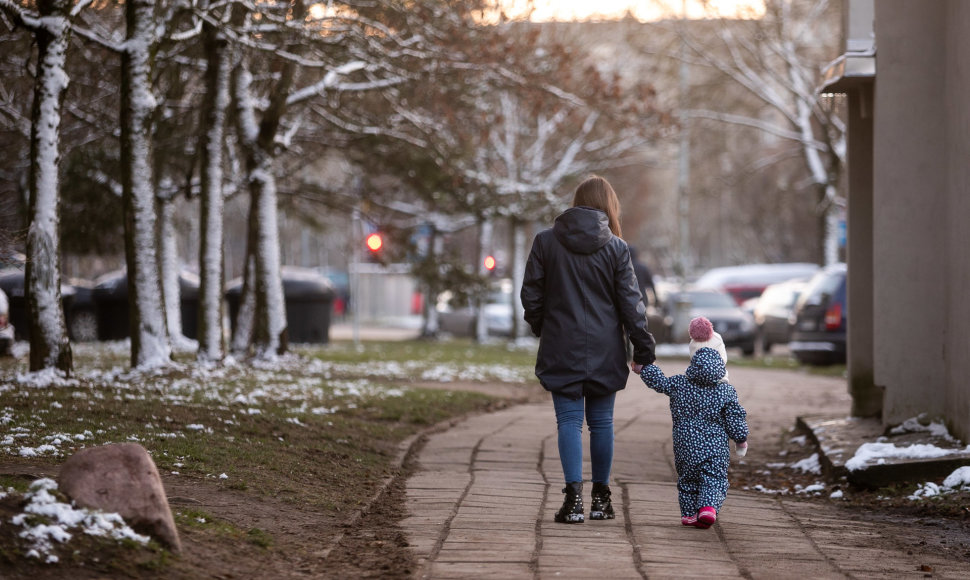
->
xmin=789 ymin=263 xmax=847 ymax=365
xmin=436 ymin=279 xmax=513 ymax=338
xmin=693 ymin=263 xmax=820 ymax=306
xmin=664 ymin=289 xmax=756 ymax=356
xmin=752 ymin=278 xmax=808 ymax=354
xmin=0 ymin=288 xmax=13 ymax=355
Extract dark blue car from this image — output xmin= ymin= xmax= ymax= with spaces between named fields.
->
xmin=789 ymin=263 xmax=847 ymax=365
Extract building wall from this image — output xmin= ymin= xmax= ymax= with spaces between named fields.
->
xmin=873 ymin=2 xmax=948 ymax=425
xmin=845 ymin=86 xmax=878 ymax=417
xmin=943 ymin=2 xmax=970 ymax=442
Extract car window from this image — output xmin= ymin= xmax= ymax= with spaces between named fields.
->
xmin=799 ymin=271 xmax=845 ymax=306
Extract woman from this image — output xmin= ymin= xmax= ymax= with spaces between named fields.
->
xmin=521 ymin=175 xmax=656 ymax=524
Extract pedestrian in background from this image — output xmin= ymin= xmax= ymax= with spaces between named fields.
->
xmin=629 ymin=246 xmax=657 ymax=307
xmin=521 ymin=174 xmax=656 ymax=524
xmin=633 ymin=347 xmax=748 ymax=528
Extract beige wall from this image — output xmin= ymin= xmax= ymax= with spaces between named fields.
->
xmin=873 ymin=1 xmax=970 ymax=441
xmin=943 ymin=2 xmax=970 ymax=442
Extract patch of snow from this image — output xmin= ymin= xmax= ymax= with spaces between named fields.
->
xmin=11 ymin=479 xmax=149 ymax=560
xmin=795 ymin=483 xmax=826 ymax=494
xmin=889 ymin=416 xmax=955 ymax=441
xmin=909 ymin=466 xmax=970 ymax=501
xmin=790 ymin=453 xmax=821 ymax=474
xmin=846 ymin=442 xmax=970 ymax=471
xmin=942 ymin=465 xmax=970 ymax=489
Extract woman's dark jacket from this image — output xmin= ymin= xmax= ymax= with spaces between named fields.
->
xmin=521 ymin=206 xmax=656 ymax=399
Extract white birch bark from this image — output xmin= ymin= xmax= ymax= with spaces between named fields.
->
xmin=121 ymin=0 xmax=170 ymax=368
xmin=252 ymin=162 xmax=287 ymax=359
xmin=232 ymin=60 xmax=287 ymax=359
xmin=158 ymin=196 xmax=186 ymax=348
xmin=197 ymin=13 xmax=231 ymax=363
xmin=230 ymin=253 xmax=256 ymax=356
xmin=22 ymin=0 xmax=73 ymax=372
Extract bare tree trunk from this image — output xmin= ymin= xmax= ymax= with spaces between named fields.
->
xmin=121 ymin=0 xmax=170 ymax=368
xmin=158 ymin=195 xmax=185 ymax=347
xmin=474 ymin=215 xmax=493 ymax=344
xmin=230 ymin=243 xmax=256 ymax=357
xmin=509 ymin=217 xmax=527 ymax=340
xmin=197 ymin=12 xmax=231 ymax=363
xmin=420 ymin=226 xmax=442 ymax=338
xmin=231 ymin=21 xmax=301 ymax=358
xmin=250 ymin=161 xmax=287 ymax=357
xmin=24 ymin=0 xmax=72 ymax=373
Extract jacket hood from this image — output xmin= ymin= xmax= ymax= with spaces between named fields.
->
xmin=553 ymin=207 xmax=613 ymax=255
xmin=685 ymin=347 xmax=726 ymax=387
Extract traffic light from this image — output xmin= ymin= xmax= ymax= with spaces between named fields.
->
xmin=365 ymin=233 xmax=383 ymax=253
xmin=364 ymin=232 xmax=386 ymax=264
xmin=484 ymin=255 xmax=496 ymax=272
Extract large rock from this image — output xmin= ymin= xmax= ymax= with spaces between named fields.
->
xmin=58 ymin=443 xmax=181 ymax=552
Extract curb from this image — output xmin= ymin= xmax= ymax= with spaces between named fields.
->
xmin=799 ymin=414 xmax=970 ymax=489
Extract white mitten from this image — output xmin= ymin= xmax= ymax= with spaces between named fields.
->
xmin=736 ymin=441 xmax=748 ymax=457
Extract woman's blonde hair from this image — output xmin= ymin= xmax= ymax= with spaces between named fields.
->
xmin=572 ymin=175 xmax=622 ymax=238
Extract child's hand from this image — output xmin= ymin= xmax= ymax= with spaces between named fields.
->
xmin=631 ymin=362 xmax=644 ymax=374
xmin=735 ymin=441 xmax=748 ymax=457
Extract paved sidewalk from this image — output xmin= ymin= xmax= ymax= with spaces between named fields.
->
xmin=403 ymin=363 xmax=970 ymax=579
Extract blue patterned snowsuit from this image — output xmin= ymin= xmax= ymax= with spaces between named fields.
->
xmin=639 ymin=347 xmax=749 ymax=517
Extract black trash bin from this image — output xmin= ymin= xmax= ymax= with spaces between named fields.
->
xmin=226 ymin=266 xmax=335 ymax=344
xmin=93 ymin=269 xmax=201 ymax=340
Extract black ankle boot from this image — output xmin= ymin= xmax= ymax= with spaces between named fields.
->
xmin=554 ymin=481 xmax=584 ymax=523
xmin=589 ymin=482 xmax=615 ymax=520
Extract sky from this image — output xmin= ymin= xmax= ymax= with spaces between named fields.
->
xmin=498 ymin=0 xmax=766 ymax=22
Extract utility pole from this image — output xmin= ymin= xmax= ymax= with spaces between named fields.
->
xmin=350 ymin=205 xmax=361 ymax=348
xmin=677 ymin=0 xmax=691 ymax=286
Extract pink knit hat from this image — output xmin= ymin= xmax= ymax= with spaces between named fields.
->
xmin=688 ymin=316 xmax=714 ymax=342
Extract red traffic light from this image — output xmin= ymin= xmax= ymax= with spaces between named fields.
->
xmin=484 ymin=255 xmax=496 ymax=271
xmin=366 ymin=233 xmax=383 ymax=252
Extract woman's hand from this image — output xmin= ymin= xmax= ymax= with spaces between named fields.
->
xmin=631 ymin=362 xmax=644 ymax=374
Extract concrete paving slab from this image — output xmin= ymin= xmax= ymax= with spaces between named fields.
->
xmin=404 ymin=363 xmax=970 ymax=579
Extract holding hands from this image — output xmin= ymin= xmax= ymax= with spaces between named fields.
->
xmin=631 ymin=362 xmax=644 ymax=374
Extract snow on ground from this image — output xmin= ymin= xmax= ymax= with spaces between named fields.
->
xmin=750 ymin=419 xmax=970 ymax=503
xmin=909 ymin=466 xmax=970 ymax=500
xmin=7 ymin=478 xmax=149 ymax=563
xmin=845 ymin=441 xmax=970 ymax=471
xmin=0 ymin=343 xmax=532 ymax=460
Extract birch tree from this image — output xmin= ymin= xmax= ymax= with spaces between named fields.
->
xmin=0 ymin=0 xmax=85 ymax=373
xmin=658 ymin=0 xmax=845 ymax=265
xmin=196 ymin=0 xmax=235 ymax=363
xmin=120 ymin=0 xmax=171 ymax=368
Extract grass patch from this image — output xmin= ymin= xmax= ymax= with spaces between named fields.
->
xmin=0 ymin=338 xmax=537 ymax=576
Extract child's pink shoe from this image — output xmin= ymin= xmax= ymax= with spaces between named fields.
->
xmin=695 ymin=507 xmax=717 ymax=528
xmin=681 ymin=515 xmax=697 ymax=526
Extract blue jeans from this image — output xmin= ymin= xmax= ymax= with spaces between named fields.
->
xmin=551 ymin=391 xmax=616 ymax=485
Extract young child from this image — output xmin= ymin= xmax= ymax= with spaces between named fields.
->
xmin=688 ymin=316 xmax=728 ymax=382
xmin=633 ymin=347 xmax=748 ymax=528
